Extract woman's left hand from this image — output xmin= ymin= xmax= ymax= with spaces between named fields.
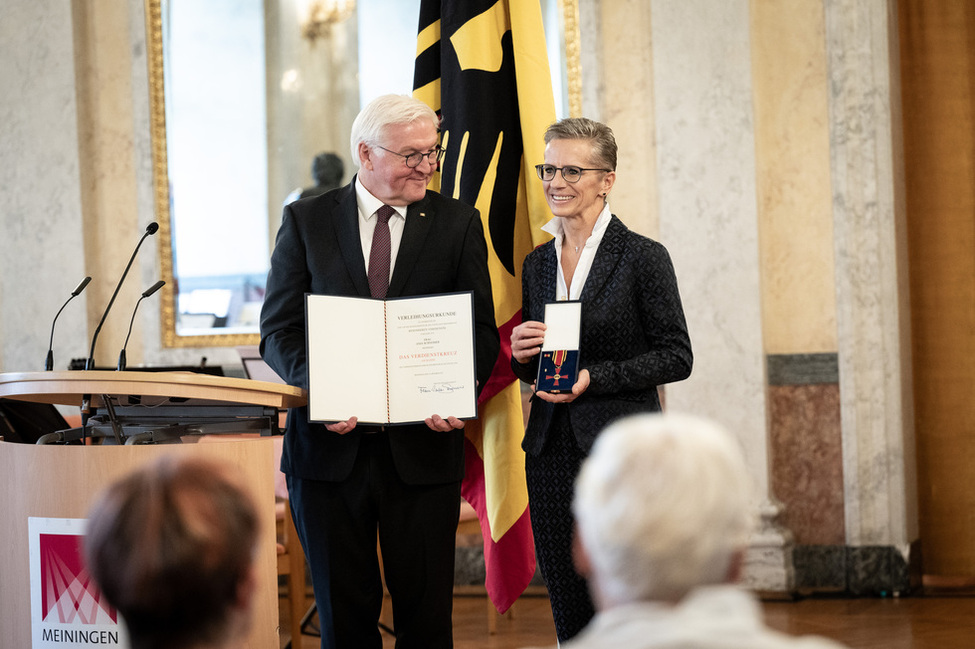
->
xmin=535 ymin=369 xmax=590 ymax=403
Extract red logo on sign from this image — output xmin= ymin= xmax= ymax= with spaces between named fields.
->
xmin=39 ymin=534 xmax=116 ymax=624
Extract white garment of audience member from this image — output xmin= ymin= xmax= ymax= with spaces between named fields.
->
xmin=558 ymin=585 xmax=847 ymax=649
xmin=524 ymin=412 xmax=849 ymax=649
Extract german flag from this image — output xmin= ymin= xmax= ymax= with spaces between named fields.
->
xmin=414 ymin=0 xmax=556 ymax=614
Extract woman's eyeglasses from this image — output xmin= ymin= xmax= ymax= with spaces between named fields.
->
xmin=534 ymin=164 xmax=612 ymax=183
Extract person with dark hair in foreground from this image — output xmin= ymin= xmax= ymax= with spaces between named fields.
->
xmin=84 ymin=455 xmax=259 ymax=649
xmin=526 ymin=412 xmax=850 ymax=649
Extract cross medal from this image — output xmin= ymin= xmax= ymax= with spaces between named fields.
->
xmin=545 ymin=349 xmax=569 ymax=387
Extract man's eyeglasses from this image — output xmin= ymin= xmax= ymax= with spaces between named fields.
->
xmin=377 ymin=145 xmax=445 ymax=168
xmin=534 ymin=164 xmax=612 ymax=183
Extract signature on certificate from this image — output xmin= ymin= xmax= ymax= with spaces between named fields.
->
xmin=418 ymin=382 xmax=464 ymax=394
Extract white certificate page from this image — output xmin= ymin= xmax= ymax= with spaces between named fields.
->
xmin=386 ymin=292 xmax=476 ymax=423
xmin=306 ymin=292 xmax=476 ymax=425
xmin=306 ymin=295 xmax=388 ymax=423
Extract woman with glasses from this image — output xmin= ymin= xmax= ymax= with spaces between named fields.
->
xmin=510 ymin=117 xmax=693 ymax=642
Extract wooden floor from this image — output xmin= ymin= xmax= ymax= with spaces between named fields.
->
xmin=279 ymin=588 xmax=975 ymax=648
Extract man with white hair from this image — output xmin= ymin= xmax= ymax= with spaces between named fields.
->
xmin=262 ymin=93 xmax=499 ymax=648
xmin=534 ymin=412 xmax=849 ymax=648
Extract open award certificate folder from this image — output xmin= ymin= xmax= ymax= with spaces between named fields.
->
xmin=306 ymin=292 xmax=477 ymax=425
xmin=536 ymin=301 xmax=582 ymax=394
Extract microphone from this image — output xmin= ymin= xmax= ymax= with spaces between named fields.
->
xmin=45 ymin=276 xmax=92 ymax=370
xmin=117 ymin=280 xmax=165 ymax=371
xmin=85 ymin=222 xmax=159 ymax=370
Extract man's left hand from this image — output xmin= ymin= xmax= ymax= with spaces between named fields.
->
xmin=425 ymin=414 xmax=465 ymax=431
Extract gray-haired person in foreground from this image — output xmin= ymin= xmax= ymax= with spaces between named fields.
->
xmin=527 ymin=412 xmax=850 ymax=649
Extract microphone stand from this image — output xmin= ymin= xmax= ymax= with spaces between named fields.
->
xmin=117 ymin=280 xmax=165 ymax=371
xmin=45 ymin=277 xmax=91 ymax=370
xmin=85 ymin=223 xmax=157 ymax=370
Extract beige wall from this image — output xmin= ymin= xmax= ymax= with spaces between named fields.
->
xmin=3 ymin=0 xmax=844 ymax=369
xmin=583 ymin=0 xmax=840 ymax=357
xmin=74 ymin=1 xmax=145 ymax=368
xmin=752 ymin=0 xmax=837 ymax=355
xmin=578 ymin=0 xmax=915 ymax=589
xmin=1 ymin=0 xmax=917 ymax=588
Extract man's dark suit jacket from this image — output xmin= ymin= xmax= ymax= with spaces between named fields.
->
xmin=260 ymin=179 xmax=500 ymax=485
xmin=512 ymin=214 xmax=693 ymax=456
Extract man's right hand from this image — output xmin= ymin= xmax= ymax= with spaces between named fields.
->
xmin=326 ymin=417 xmax=358 ymax=434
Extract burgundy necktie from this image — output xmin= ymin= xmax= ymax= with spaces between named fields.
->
xmin=368 ymin=205 xmax=395 ymax=298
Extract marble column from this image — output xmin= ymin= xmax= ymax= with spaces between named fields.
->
xmin=826 ymin=0 xmax=918 ymax=591
xmin=648 ymin=0 xmax=793 ymax=592
xmin=0 ymin=1 xmax=90 ymax=373
xmin=580 ymin=0 xmax=793 ymax=591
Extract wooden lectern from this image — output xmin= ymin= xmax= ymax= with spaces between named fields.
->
xmin=0 ymin=371 xmax=305 ymax=444
xmin=0 ymin=371 xmax=308 ymax=648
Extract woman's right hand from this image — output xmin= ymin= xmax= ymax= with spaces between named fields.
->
xmin=511 ymin=320 xmax=547 ymax=364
